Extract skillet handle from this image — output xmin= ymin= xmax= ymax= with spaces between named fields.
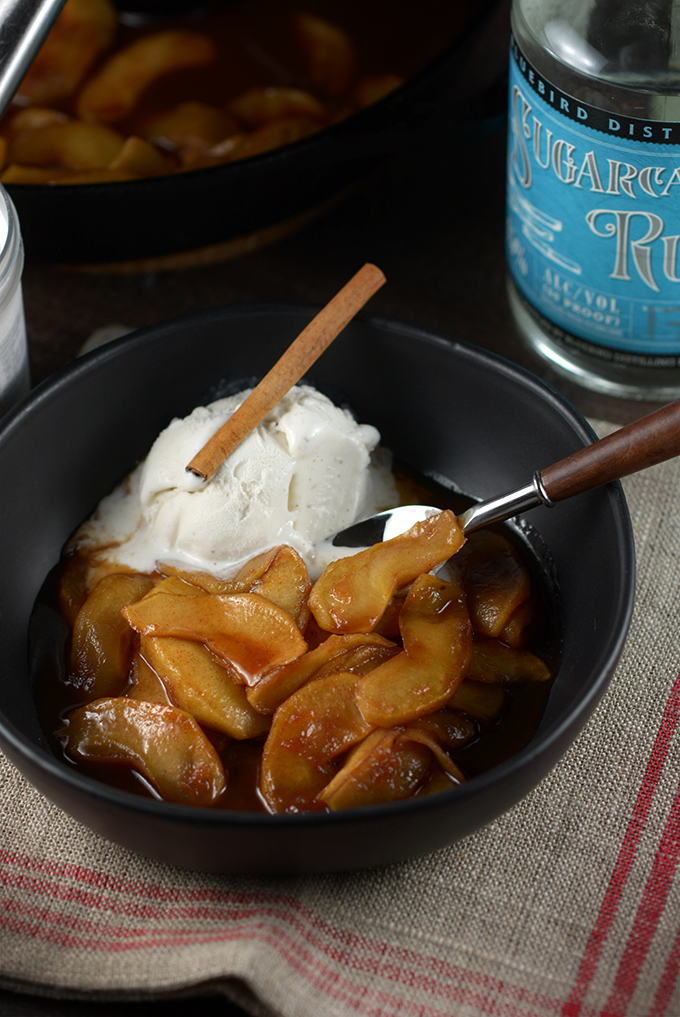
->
xmin=539 ymin=399 xmax=680 ymax=502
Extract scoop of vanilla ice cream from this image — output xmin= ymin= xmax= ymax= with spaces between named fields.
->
xmin=77 ymin=385 xmax=397 ymax=578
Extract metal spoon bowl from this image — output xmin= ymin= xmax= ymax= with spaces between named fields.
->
xmin=332 ymin=397 xmax=680 ymax=547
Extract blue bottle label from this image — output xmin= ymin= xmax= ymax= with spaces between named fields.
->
xmin=507 ymin=36 xmax=680 ymax=366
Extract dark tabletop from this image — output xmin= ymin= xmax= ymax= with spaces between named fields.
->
xmin=0 ymin=70 xmax=665 ymax=1017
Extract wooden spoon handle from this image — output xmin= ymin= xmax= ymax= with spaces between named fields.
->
xmin=540 ymin=399 xmax=680 ymax=502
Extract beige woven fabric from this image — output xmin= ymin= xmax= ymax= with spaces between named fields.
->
xmin=1 ymin=420 xmax=679 ymax=1017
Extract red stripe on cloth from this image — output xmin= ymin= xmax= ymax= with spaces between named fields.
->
xmin=1 ymin=898 xmax=556 ymax=1017
xmin=1 ymin=863 xmax=568 ymax=1017
xmin=649 ymin=923 xmax=680 ymax=1017
xmin=562 ymin=674 xmax=680 ymax=1017
xmin=599 ymin=787 xmax=680 ymax=1016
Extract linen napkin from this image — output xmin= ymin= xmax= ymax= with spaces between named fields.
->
xmin=1 ymin=420 xmax=679 ymax=1017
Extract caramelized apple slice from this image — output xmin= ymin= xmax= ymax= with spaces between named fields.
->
xmin=229 ymin=87 xmax=326 ymax=127
xmin=260 ymin=672 xmax=372 ymax=813
xmin=319 ymin=729 xmax=432 ymax=810
xmin=157 ymin=550 xmax=283 ymax=596
xmin=63 ymin=697 xmax=225 ymax=806
xmin=354 ymin=74 xmax=404 ymax=109
xmin=69 ymin=572 xmax=154 ymax=698
xmin=319 ymin=710 xmax=471 ymax=811
xmin=500 ymin=596 xmax=542 ymax=648
xmin=126 ymin=648 xmax=172 ymax=705
xmin=240 ymin=545 xmax=312 ymax=631
xmin=7 ymin=107 xmax=70 ymax=141
xmin=231 ymin=117 xmax=320 ymax=160
xmin=356 ymin=574 xmax=473 ymax=727
xmin=309 ymin=510 xmax=465 ymax=633
xmin=403 ymin=710 xmax=474 ymax=779
xmin=137 ymin=101 xmax=238 ymax=154
xmin=77 ymin=30 xmax=216 ymax=122
xmin=467 ymin=637 xmax=551 ymax=683
xmin=452 ymin=531 xmax=531 ymax=638
xmin=449 ymin=678 xmax=505 ymax=723
xmin=294 ymin=11 xmax=356 ymax=96
xmin=142 ymin=575 xmax=206 ymax=599
xmin=157 ymin=562 xmax=237 ymax=595
xmin=159 ymin=546 xmax=311 ymax=629
xmin=8 ymin=121 xmax=125 ymax=170
xmin=108 ymin=135 xmax=173 ymax=177
xmin=247 ymin=632 xmax=398 ymax=714
xmin=141 ymin=636 xmax=270 ymax=739
xmin=17 ymin=0 xmax=117 ymax=105
xmin=123 ymin=591 xmax=306 ymax=683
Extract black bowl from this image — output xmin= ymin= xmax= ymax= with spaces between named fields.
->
xmin=0 ymin=306 xmax=635 ymax=873
xmin=6 ymin=0 xmax=508 ymax=267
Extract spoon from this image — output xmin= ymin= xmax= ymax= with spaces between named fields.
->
xmin=0 ymin=0 xmax=68 ymax=119
xmin=332 ymin=397 xmax=680 ymax=547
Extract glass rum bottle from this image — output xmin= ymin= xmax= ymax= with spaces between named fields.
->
xmin=506 ymin=0 xmax=680 ymax=399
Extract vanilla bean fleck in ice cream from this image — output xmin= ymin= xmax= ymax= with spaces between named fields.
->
xmin=74 ymin=385 xmax=397 ymax=579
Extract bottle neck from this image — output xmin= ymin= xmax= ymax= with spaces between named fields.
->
xmin=512 ymin=0 xmax=680 ymax=120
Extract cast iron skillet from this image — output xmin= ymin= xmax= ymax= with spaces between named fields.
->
xmin=5 ymin=0 xmax=508 ymax=265
xmin=0 ymin=306 xmax=634 ymax=874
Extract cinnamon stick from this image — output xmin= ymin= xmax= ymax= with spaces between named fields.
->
xmin=186 ymin=263 xmax=386 ymax=481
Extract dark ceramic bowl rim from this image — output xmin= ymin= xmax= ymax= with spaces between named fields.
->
xmin=0 ymin=306 xmax=636 ymax=834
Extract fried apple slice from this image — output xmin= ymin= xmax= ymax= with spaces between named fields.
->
xmin=294 ymin=11 xmax=356 ymax=96
xmin=319 ymin=711 xmax=470 ymax=811
xmin=449 ymin=678 xmax=505 ymax=723
xmin=8 ymin=121 xmax=125 ymax=169
xmin=122 ymin=590 xmax=306 ymax=684
xmin=5 ymin=107 xmax=70 ymax=141
xmin=247 ymin=632 xmax=399 ymax=714
xmin=141 ymin=635 xmax=270 ymax=739
xmin=77 ymin=30 xmax=216 ymax=123
xmin=467 ymin=637 xmax=551 ymax=683
xmin=452 ymin=531 xmax=531 ymax=638
xmin=309 ymin=509 xmax=465 ymax=634
xmin=1 ymin=164 xmax=66 ymax=183
xmin=318 ymin=729 xmax=432 ymax=810
xmin=403 ymin=711 xmax=474 ymax=780
xmin=108 ymin=135 xmax=173 ymax=177
xmin=231 ymin=117 xmax=320 ymax=160
xmin=178 ymin=134 xmax=244 ymax=170
xmin=63 ymin=697 xmax=226 ymax=806
xmin=235 ymin=545 xmax=311 ymax=630
xmin=69 ymin=572 xmax=154 ymax=699
xmin=354 ymin=74 xmax=404 ymax=109
xmin=500 ymin=596 xmax=542 ymax=648
xmin=229 ymin=87 xmax=326 ymax=127
xmin=356 ymin=573 xmax=473 ymax=727
xmin=137 ymin=101 xmax=238 ymax=154
xmin=126 ymin=648 xmax=172 ymax=705
xmin=260 ymin=671 xmax=372 ymax=813
xmin=159 ymin=546 xmax=311 ymax=628
xmin=141 ymin=575 xmax=206 ymax=599
xmin=0 ymin=164 xmax=137 ymax=183
xmin=17 ymin=0 xmax=117 ymax=105
xmin=157 ymin=563 xmax=237 ymax=595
